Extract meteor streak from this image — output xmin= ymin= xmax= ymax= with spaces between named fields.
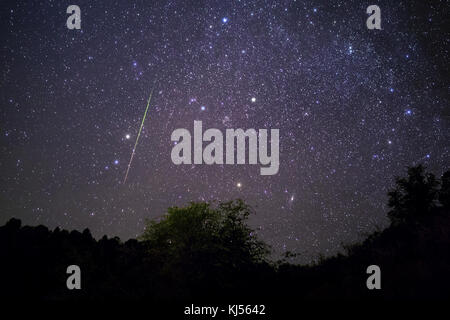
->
xmin=123 ymin=87 xmax=155 ymax=184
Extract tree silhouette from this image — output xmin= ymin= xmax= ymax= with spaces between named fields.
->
xmin=387 ymin=165 xmax=440 ymax=225
xmin=439 ymin=170 xmax=450 ymax=210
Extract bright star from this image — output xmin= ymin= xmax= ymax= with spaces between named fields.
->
xmin=251 ymin=97 xmax=256 ymax=103
xmin=222 ymin=17 xmax=228 ymax=23
xmin=237 ymin=182 xmax=242 ymax=188
xmin=125 ymin=134 xmax=130 ymax=139
xmin=114 ymin=160 xmax=119 ymax=165
xmin=348 ymin=45 xmax=353 ymax=54
xmin=201 ymin=106 xmax=206 ymax=111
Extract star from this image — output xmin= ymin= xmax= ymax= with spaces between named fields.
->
xmin=348 ymin=45 xmax=353 ymax=55
xmin=1 ymin=0 xmax=447 ymax=265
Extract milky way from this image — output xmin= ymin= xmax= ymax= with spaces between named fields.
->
xmin=1 ymin=0 xmax=448 ymax=263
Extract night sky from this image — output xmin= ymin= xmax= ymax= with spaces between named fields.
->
xmin=1 ymin=0 xmax=448 ymax=263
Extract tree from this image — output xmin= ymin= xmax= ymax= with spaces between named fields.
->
xmin=387 ymin=165 xmax=440 ymax=225
xmin=139 ymin=200 xmax=269 ymax=275
xmin=439 ymin=171 xmax=450 ymax=210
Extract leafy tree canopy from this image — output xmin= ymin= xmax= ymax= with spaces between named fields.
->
xmin=139 ymin=200 xmax=269 ymax=271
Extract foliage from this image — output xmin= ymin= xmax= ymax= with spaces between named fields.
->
xmin=387 ymin=164 xmax=442 ymax=224
xmin=139 ymin=200 xmax=269 ymax=286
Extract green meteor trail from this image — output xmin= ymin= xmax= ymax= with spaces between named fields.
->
xmin=123 ymin=88 xmax=155 ymax=184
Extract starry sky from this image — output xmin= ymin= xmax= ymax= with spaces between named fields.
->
xmin=1 ymin=0 xmax=449 ymax=263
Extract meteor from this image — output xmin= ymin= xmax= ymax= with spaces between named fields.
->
xmin=123 ymin=87 xmax=155 ymax=184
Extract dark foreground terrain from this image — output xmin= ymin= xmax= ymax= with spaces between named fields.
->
xmin=1 ymin=165 xmax=449 ymax=307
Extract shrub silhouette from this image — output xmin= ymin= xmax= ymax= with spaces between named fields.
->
xmin=387 ymin=164 xmax=441 ymax=225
